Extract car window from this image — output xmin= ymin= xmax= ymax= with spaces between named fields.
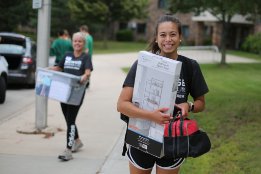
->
xmin=0 ymin=36 xmax=26 ymax=47
xmin=0 ymin=44 xmax=25 ymax=54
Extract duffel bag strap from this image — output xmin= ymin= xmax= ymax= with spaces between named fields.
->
xmin=179 ymin=112 xmax=184 ymax=136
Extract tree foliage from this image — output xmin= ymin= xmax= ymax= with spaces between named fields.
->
xmin=0 ymin=0 xmax=37 ymax=31
xmin=0 ymin=0 xmax=148 ymax=41
xmin=168 ymin=0 xmax=203 ymax=14
xmin=68 ymin=0 xmax=148 ymax=24
xmin=50 ymin=0 xmax=77 ymax=37
xmin=67 ymin=0 xmax=148 ymax=45
xmin=168 ymin=0 xmax=261 ymax=65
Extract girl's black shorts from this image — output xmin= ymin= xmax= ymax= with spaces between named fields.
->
xmin=127 ymin=146 xmax=185 ymax=170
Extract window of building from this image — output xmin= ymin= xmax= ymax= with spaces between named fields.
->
xmin=137 ymin=23 xmax=146 ymax=34
xmin=204 ymin=26 xmax=213 ymax=37
xmin=158 ymin=0 xmax=167 ymax=9
xmin=181 ymin=25 xmax=189 ymax=39
xmin=119 ymin=22 xmax=127 ymax=30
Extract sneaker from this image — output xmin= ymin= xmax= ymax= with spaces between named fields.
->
xmin=58 ymin=149 xmax=73 ymax=161
xmin=72 ymin=140 xmax=83 ymax=152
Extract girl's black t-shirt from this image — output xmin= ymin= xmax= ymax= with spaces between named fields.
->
xmin=58 ymin=52 xmax=93 ymax=76
xmin=123 ymin=55 xmax=209 ymax=108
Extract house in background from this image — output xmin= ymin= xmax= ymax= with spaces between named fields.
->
xmin=191 ymin=11 xmax=255 ymax=49
xmin=123 ymin=0 xmax=260 ymax=50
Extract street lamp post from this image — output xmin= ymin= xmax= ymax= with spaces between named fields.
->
xmin=35 ymin=0 xmax=51 ymax=130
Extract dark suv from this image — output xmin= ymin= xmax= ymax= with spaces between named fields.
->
xmin=0 ymin=32 xmax=36 ymax=85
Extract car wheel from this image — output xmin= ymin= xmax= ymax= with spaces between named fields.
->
xmin=27 ymin=71 xmax=35 ymax=87
xmin=0 ymin=76 xmax=6 ymax=104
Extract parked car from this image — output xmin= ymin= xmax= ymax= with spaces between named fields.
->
xmin=0 ymin=55 xmax=8 ymax=104
xmin=0 ymin=32 xmax=36 ymax=86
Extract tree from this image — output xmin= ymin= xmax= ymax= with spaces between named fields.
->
xmin=0 ymin=0 xmax=37 ymax=32
xmin=51 ymin=0 xmax=78 ymax=37
xmin=68 ymin=0 xmax=148 ymax=48
xmin=168 ymin=0 xmax=261 ymax=65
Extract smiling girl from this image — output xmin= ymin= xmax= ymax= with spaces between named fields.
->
xmin=117 ymin=14 xmax=209 ymax=174
xmin=51 ymin=32 xmax=93 ymax=161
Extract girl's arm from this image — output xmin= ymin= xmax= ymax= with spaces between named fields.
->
xmin=175 ymin=95 xmax=206 ymax=117
xmin=49 ymin=66 xmax=62 ymax=71
xmin=80 ymin=69 xmax=91 ymax=84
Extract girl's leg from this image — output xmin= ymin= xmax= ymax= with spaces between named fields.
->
xmin=155 ymin=157 xmax=184 ymax=174
xmin=61 ymin=103 xmax=81 ymax=149
xmin=156 ymin=166 xmax=180 ymax=174
xmin=129 ymin=162 xmax=152 ymax=174
xmin=61 ymin=103 xmax=68 ymax=122
xmin=72 ymin=91 xmax=85 ymax=141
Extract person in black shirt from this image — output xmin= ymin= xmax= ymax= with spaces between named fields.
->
xmin=51 ymin=32 xmax=93 ymax=161
xmin=117 ymin=14 xmax=208 ymax=174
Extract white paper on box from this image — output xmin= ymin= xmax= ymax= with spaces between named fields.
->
xmin=48 ymin=81 xmax=72 ymax=103
xmin=127 ymin=51 xmax=182 ymax=157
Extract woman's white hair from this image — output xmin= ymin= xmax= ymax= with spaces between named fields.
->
xmin=72 ymin=32 xmax=86 ymax=44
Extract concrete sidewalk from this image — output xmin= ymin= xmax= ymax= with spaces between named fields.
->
xmin=0 ymin=53 xmax=136 ymax=174
xmin=0 ymin=52 xmax=258 ymax=174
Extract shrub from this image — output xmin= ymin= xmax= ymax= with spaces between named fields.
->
xmin=116 ymin=29 xmax=133 ymax=41
xmin=242 ymin=33 xmax=261 ymax=54
xmin=203 ymin=38 xmax=212 ymax=45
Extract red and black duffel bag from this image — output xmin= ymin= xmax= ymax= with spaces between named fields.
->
xmin=164 ymin=112 xmax=211 ymax=158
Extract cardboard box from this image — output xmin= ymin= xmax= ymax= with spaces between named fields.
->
xmin=35 ymin=67 xmax=86 ymax=105
xmin=126 ymin=51 xmax=182 ymax=158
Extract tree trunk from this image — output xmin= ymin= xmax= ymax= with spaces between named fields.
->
xmin=220 ymin=20 xmax=227 ymax=65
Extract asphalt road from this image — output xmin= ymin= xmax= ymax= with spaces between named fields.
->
xmin=0 ymin=87 xmax=35 ymax=123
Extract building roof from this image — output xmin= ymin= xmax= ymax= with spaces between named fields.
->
xmin=192 ymin=11 xmax=253 ymax=24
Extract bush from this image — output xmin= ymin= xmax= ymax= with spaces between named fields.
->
xmin=116 ymin=29 xmax=133 ymax=41
xmin=203 ymin=38 xmax=212 ymax=45
xmin=242 ymin=33 xmax=261 ymax=54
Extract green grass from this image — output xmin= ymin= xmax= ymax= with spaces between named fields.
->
xmin=227 ymin=50 xmax=261 ymax=60
xmin=93 ymin=41 xmax=148 ymax=54
xmin=122 ymin=63 xmax=261 ymax=174
xmin=179 ymin=63 xmax=261 ymax=174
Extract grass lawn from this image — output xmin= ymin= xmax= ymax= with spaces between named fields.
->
xmin=180 ymin=63 xmax=261 ymax=174
xmin=122 ymin=63 xmax=261 ymax=174
xmin=227 ymin=50 xmax=261 ymax=61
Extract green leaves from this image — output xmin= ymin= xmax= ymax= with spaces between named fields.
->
xmin=0 ymin=0 xmax=37 ymax=31
xmin=68 ymin=0 xmax=148 ymax=24
xmin=169 ymin=0 xmax=261 ymax=19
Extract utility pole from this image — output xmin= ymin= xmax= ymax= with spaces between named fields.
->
xmin=34 ymin=0 xmax=51 ymax=130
